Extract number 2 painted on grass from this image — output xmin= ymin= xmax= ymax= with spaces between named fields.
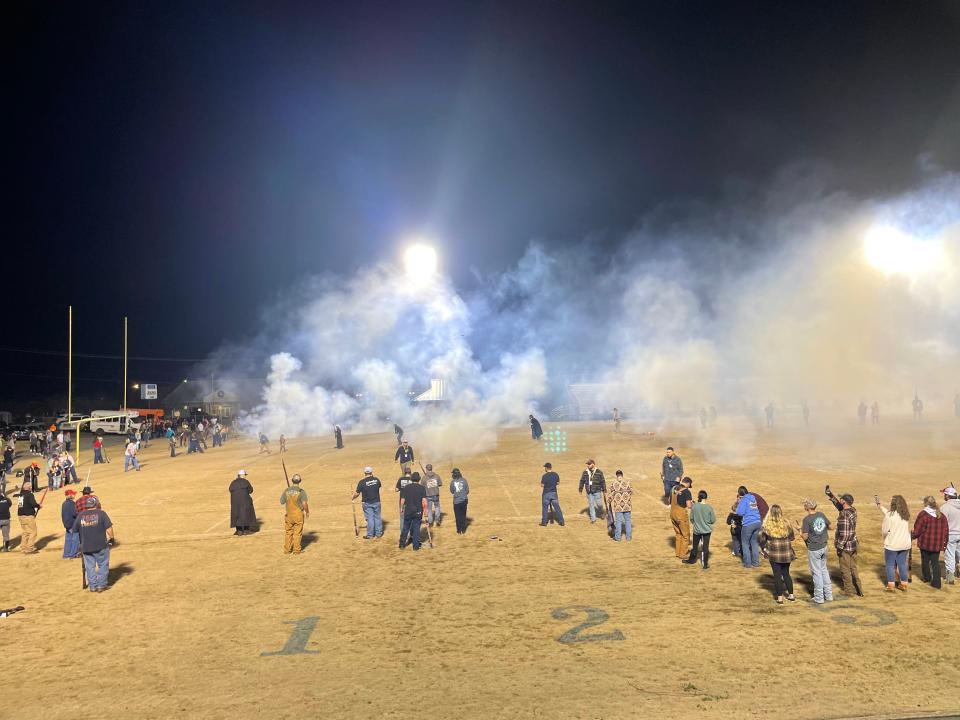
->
xmin=552 ymin=605 xmax=625 ymax=644
xmin=261 ymin=616 xmax=321 ymax=656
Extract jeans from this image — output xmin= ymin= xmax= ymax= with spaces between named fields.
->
xmin=63 ymin=530 xmax=81 ymax=558
xmin=688 ymin=532 xmax=711 ymax=566
xmin=399 ymin=512 xmax=423 ymax=549
xmin=807 ymin=546 xmax=834 ymax=602
xmin=613 ymin=511 xmax=632 ymax=541
xmin=730 ymin=525 xmax=742 ymax=556
xmin=884 ymin=548 xmax=909 ymax=585
xmin=124 ymin=455 xmax=140 ymax=472
xmin=362 ymin=501 xmax=383 ymax=538
xmin=66 ymin=466 xmax=78 ymax=484
xmin=586 ymin=491 xmax=603 ymax=521
xmin=453 ymin=500 xmax=468 ymax=534
xmin=920 ymin=549 xmax=942 ymax=588
xmin=427 ymin=496 xmax=441 ymax=524
xmin=93 ymin=448 xmax=104 ymax=464
xmin=662 ymin=479 xmax=677 ymax=499
xmin=770 ymin=560 xmax=794 ymax=597
xmin=740 ymin=522 xmax=762 ymax=567
xmin=541 ymin=492 xmax=565 ymax=525
xmin=82 ymin=547 xmax=110 ymax=590
xmin=945 ymin=532 xmax=960 ymax=575
xmin=213 ymin=434 xmax=222 ymax=447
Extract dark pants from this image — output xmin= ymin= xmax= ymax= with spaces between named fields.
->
xmin=688 ymin=532 xmax=712 ymax=567
xmin=662 ymin=479 xmax=678 ymax=501
xmin=453 ymin=500 xmax=468 ymax=534
xmin=541 ymin=492 xmax=565 ymax=525
xmin=169 ymin=443 xmax=176 ymax=457
xmin=400 ymin=512 xmax=423 ymax=549
xmin=920 ymin=549 xmax=942 ymax=588
xmin=770 ymin=560 xmax=794 ymax=597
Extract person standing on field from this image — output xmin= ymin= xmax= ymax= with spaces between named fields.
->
xmin=398 ymin=473 xmax=427 ymax=550
xmin=912 ymin=496 xmax=949 ymax=589
xmin=422 ymin=463 xmax=442 ymax=527
xmin=15 ymin=481 xmax=40 ymax=554
xmin=578 ymin=459 xmax=606 ymax=524
xmin=61 ymin=489 xmax=80 ymax=559
xmin=661 ymin=447 xmax=683 ymax=504
xmin=229 ymin=470 xmax=257 ymax=536
xmin=72 ymin=495 xmax=114 ymax=592
xmin=352 ymin=467 xmax=383 ymax=539
xmin=870 ymin=401 xmax=880 ymax=425
xmin=876 ymin=495 xmax=912 ymax=592
xmin=395 ymin=440 xmax=415 ymax=474
xmin=608 ymin=469 xmax=632 ymax=541
xmin=539 ymin=462 xmax=565 ymax=527
xmin=529 ymin=415 xmax=543 ymax=441
xmin=670 ymin=477 xmax=693 ymax=559
xmin=612 ymin=408 xmax=621 ymax=433
xmin=281 ymin=474 xmax=309 ymax=555
xmin=334 ymin=424 xmax=343 ymax=449
xmin=796 ymin=500 xmax=834 ymax=603
xmin=827 ymin=487 xmax=863 ymax=597
xmin=279 ymin=434 xmax=287 ymax=453
xmin=123 ymin=439 xmax=140 ymax=472
xmin=450 ymin=468 xmax=470 ymax=534
xmin=758 ymin=505 xmax=797 ymax=605
xmin=940 ymin=486 xmax=960 ymax=584
xmin=684 ymin=490 xmax=716 ymax=568
xmin=735 ymin=486 xmax=763 ymax=569
xmin=0 ymin=487 xmax=12 ymax=552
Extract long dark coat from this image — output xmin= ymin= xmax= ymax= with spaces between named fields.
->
xmin=229 ymin=476 xmax=256 ymax=528
xmin=530 ymin=417 xmax=543 ymax=440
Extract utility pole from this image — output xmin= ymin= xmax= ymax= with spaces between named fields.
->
xmin=68 ymin=305 xmax=73 ymax=422
xmin=123 ymin=316 xmax=128 ymax=425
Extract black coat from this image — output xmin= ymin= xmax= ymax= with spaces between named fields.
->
xmin=229 ymin=477 xmax=256 ymax=528
xmin=530 ymin=417 xmax=543 ymax=440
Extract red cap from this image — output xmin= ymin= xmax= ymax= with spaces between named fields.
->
xmin=64 ymin=489 xmax=77 ymax=495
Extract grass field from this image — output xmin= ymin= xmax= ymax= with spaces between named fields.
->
xmin=2 ymin=416 xmax=959 ymax=720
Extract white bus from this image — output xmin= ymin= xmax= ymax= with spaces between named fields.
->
xmin=87 ymin=411 xmax=143 ymax=435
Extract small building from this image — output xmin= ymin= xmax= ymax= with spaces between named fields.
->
xmin=161 ymin=379 xmax=256 ymax=421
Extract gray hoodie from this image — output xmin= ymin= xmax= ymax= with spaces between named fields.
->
xmin=941 ymin=498 xmax=960 ymax=533
xmin=423 ymin=471 xmax=442 ymax=498
xmin=449 ymin=475 xmax=469 ymax=504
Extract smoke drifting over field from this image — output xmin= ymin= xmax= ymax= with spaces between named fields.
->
xmin=225 ymin=169 xmax=959 ymax=461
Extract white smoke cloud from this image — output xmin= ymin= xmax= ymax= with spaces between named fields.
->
xmin=228 ymin=167 xmax=958 ymax=465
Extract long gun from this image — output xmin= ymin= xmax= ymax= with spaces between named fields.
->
xmin=282 ymin=459 xmax=290 ymax=488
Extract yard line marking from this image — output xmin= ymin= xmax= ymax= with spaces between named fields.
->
xmin=483 ymin=455 xmax=522 ymax=517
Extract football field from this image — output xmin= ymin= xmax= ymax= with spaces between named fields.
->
xmin=3 ymin=417 xmax=959 ymax=720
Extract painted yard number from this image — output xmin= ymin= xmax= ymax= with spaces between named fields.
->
xmin=552 ymin=605 xmax=625 ymax=644
xmin=261 ymin=616 xmax=320 ymax=656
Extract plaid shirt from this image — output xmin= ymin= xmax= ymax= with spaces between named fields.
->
xmin=758 ymin=527 xmax=796 ymax=563
xmin=912 ymin=510 xmax=949 ymax=551
xmin=834 ymin=505 xmax=858 ymax=554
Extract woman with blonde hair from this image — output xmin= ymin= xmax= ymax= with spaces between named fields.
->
xmin=758 ymin=504 xmax=796 ymax=605
xmin=875 ymin=494 xmax=911 ymax=592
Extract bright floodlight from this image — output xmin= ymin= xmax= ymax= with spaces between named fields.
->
xmin=863 ymin=225 xmax=942 ymax=276
xmin=404 ymin=243 xmax=437 ymax=280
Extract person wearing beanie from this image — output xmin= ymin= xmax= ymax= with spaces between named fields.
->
xmin=873 ymin=494 xmax=912 ymax=592
xmin=940 ymin=486 xmax=960 ymax=584
xmin=912 ymin=496 xmax=949 ymax=589
xmin=827 ymin=486 xmax=863 ymax=597
xmin=450 ymin=468 xmax=470 ymax=534
xmin=353 ymin=467 xmax=383 ymax=539
xmin=61 ymin=490 xmax=80 ymax=559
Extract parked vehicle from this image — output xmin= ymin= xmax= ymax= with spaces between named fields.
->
xmin=87 ymin=410 xmax=143 ymax=435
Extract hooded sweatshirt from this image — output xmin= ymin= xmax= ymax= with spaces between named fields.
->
xmin=450 ymin=474 xmax=469 ymax=504
xmin=880 ymin=508 xmax=912 ymax=551
xmin=941 ymin=498 xmax=960 ymax=534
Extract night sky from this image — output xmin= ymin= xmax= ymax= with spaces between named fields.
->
xmin=4 ymin=0 xmax=959 ymax=411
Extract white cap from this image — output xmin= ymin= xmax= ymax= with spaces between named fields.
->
xmin=364 ymin=466 xmax=373 ymax=474
xmin=237 ymin=469 xmax=247 ymax=476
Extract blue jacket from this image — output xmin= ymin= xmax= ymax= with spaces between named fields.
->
xmin=736 ymin=494 xmax=762 ymax=526
xmin=61 ymin=497 xmax=78 ymax=531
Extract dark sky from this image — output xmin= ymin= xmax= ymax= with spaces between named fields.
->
xmin=4 ymin=0 xmax=959 ymax=409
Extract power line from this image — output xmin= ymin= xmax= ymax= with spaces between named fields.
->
xmin=0 ymin=347 xmax=207 ymax=362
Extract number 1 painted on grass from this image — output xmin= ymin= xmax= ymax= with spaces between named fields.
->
xmin=261 ymin=616 xmax=321 ymax=656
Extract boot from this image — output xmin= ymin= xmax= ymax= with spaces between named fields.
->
xmin=947 ymin=571 xmax=955 ymax=585
xmin=0 ymin=542 xmax=8 ymax=553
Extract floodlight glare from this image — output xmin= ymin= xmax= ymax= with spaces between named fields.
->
xmin=863 ymin=225 xmax=942 ymax=276
xmin=404 ymin=243 xmax=438 ymax=280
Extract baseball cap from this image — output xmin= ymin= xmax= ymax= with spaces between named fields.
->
xmin=364 ymin=466 xmax=373 ymax=474
xmin=64 ymin=489 xmax=77 ymax=496
xmin=841 ymin=493 xmax=855 ymax=504
xmin=292 ymin=475 xmax=302 ymax=484
xmin=585 ymin=458 xmax=595 ymax=465
xmin=237 ymin=469 xmax=247 ymax=476
xmin=943 ymin=486 xmax=958 ymax=498
xmin=84 ymin=497 xmax=98 ymax=509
